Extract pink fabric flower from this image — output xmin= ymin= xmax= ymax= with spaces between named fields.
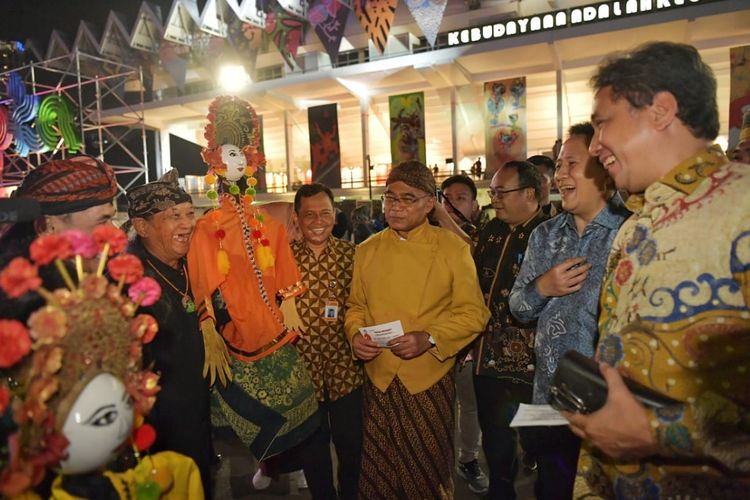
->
xmin=27 ymin=306 xmax=68 ymax=345
xmin=29 ymin=234 xmax=73 ymax=266
xmin=107 ymin=254 xmax=144 ymax=284
xmin=128 ymin=277 xmax=162 ymax=307
xmin=0 ymin=319 xmax=32 ymax=368
xmin=62 ymin=229 xmax=98 ymax=258
xmin=0 ymin=257 xmax=41 ymax=298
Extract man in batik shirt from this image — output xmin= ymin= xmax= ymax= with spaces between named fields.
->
xmin=473 ymin=160 xmax=548 ymax=499
xmin=291 ymin=183 xmax=363 ymax=500
xmin=566 ymin=42 xmax=750 ymax=499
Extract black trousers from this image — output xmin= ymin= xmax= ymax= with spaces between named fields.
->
xmin=522 ymin=426 xmax=581 ymax=500
xmin=474 ymin=375 xmax=533 ymax=500
xmin=280 ymin=387 xmax=363 ymax=500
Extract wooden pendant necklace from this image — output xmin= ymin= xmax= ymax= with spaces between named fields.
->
xmin=145 ymin=259 xmax=196 ymax=313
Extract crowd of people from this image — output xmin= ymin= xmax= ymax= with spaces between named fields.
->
xmin=0 ymin=40 xmax=749 ymax=500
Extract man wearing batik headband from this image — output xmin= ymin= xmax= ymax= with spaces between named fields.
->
xmin=0 ymin=156 xmax=118 ymax=321
xmin=345 ymin=160 xmax=489 ymax=499
xmin=126 ymin=169 xmax=213 ymax=497
xmin=187 ymin=96 xmax=321 ymax=491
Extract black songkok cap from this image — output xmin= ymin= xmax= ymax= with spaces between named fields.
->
xmin=126 ymin=169 xmax=192 ymax=219
xmin=15 ymin=156 xmax=118 ymax=215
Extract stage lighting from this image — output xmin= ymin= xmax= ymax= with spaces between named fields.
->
xmin=218 ymin=64 xmax=250 ymax=92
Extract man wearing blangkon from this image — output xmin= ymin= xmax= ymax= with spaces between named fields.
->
xmin=565 ymin=42 xmax=750 ymax=498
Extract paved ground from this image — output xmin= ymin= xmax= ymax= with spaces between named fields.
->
xmin=212 ymin=431 xmax=536 ymax=499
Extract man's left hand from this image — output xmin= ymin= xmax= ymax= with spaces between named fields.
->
xmin=388 ymin=331 xmax=432 ymax=360
xmin=564 ymin=363 xmax=660 ymax=460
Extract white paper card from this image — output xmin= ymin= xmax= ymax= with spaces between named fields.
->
xmin=359 ymin=320 xmax=404 ymax=348
xmin=509 ymin=404 xmax=568 ymax=427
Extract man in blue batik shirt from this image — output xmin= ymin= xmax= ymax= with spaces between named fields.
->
xmin=509 ymin=123 xmax=629 ymax=500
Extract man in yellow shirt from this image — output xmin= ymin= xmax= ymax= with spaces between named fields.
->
xmin=345 ymin=161 xmax=489 ymax=499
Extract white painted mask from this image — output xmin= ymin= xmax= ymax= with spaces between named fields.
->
xmin=59 ymin=373 xmax=134 ymax=474
xmin=220 ymin=144 xmax=247 ymax=182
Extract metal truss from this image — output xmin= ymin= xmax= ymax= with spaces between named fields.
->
xmin=0 ymin=51 xmax=148 ymax=199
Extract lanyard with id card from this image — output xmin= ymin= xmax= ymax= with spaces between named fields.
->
xmin=323 ymin=278 xmax=339 ymax=321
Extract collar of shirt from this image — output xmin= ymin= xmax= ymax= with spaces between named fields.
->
xmin=294 ymin=235 xmax=338 ymax=258
xmin=626 ymin=144 xmax=727 ymax=211
xmin=562 ymin=192 xmax=627 ymax=233
xmin=384 ymin=218 xmax=431 ymax=241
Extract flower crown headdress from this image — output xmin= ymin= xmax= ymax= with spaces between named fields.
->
xmin=200 ymin=96 xmax=274 ymax=273
xmin=0 ymin=226 xmax=162 ymax=497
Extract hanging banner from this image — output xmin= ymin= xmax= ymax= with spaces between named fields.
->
xmin=7 ymin=73 xmax=44 ymax=157
xmin=404 ymin=0 xmax=447 ymax=47
xmin=389 ymin=91 xmax=425 ymax=166
xmin=309 ymin=0 xmax=350 ymax=59
xmin=354 ymin=0 xmax=397 ymax=54
xmin=729 ymin=45 xmax=750 ymax=150
xmin=484 ymin=77 xmax=527 ymax=179
xmin=266 ymin=0 xmax=307 ymax=69
xmin=308 ymin=103 xmax=342 ymax=188
xmin=226 ymin=18 xmax=264 ymax=73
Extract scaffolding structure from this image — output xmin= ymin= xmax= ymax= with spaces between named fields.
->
xmin=0 ymin=50 xmax=149 ymax=198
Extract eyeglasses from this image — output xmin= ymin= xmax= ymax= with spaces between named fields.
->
xmin=381 ymin=193 xmax=431 ymax=207
xmin=487 ymin=186 xmax=529 ymax=198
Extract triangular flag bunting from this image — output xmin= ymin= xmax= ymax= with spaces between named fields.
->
xmin=354 ymin=0 xmax=397 ymax=54
xmin=309 ymin=0 xmax=350 ymax=60
xmin=404 ymin=0 xmax=447 ymax=47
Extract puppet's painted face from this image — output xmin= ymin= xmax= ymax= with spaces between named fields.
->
xmin=220 ymin=144 xmax=247 ymax=182
xmin=59 ymin=373 xmax=134 ymax=474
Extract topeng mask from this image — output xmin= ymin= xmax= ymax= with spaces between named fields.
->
xmin=59 ymin=373 xmax=135 ymax=474
xmin=220 ymin=144 xmax=247 ymax=182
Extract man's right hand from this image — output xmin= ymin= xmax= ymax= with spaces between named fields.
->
xmin=352 ymin=332 xmax=382 ymax=360
xmin=535 ymin=256 xmax=592 ymax=297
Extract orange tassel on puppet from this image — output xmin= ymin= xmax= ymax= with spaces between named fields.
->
xmin=217 ymin=248 xmax=230 ymax=275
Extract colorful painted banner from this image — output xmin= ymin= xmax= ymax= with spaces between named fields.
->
xmin=389 ymin=91 xmax=425 ymax=166
xmin=278 ymin=0 xmax=308 ymax=18
xmin=308 ymin=103 xmax=342 ymax=188
xmin=159 ymin=41 xmax=189 ymax=90
xmin=265 ymin=0 xmax=307 ymax=69
xmin=355 ymin=0 xmax=397 ymax=54
xmin=404 ymin=0 xmax=447 ymax=47
xmin=309 ymin=0 xmax=350 ymax=60
xmin=729 ymin=45 xmax=750 ymax=149
xmin=484 ymin=77 xmax=527 ymax=178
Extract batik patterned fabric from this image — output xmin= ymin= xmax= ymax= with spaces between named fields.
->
xmin=354 ymin=0 xmax=397 ymax=54
xmin=358 ymin=375 xmax=455 ymax=500
xmin=473 ymin=212 xmax=548 ymax=383
xmin=575 ymin=146 xmax=750 ymax=499
xmin=509 ymin=195 xmax=629 ymax=403
xmin=292 ymin=236 xmax=364 ymax=402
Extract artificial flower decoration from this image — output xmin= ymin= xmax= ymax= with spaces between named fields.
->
xmin=0 ymin=224 xmax=162 ymax=497
xmin=0 ymin=319 xmax=32 ymax=368
xmin=29 ymin=234 xmax=73 ymax=266
xmin=27 ymin=306 xmax=67 ymax=345
xmin=92 ymin=224 xmax=129 ymax=256
xmin=0 ymin=257 xmax=41 ymax=298
xmin=128 ymin=277 xmax=162 ymax=307
xmin=62 ymin=230 xmax=98 ymax=259
xmin=107 ymin=254 xmax=145 ymax=285
xmin=130 ymin=314 xmax=159 ymax=344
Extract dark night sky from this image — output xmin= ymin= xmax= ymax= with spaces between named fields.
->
xmin=1 ymin=0 xmax=174 ymax=50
